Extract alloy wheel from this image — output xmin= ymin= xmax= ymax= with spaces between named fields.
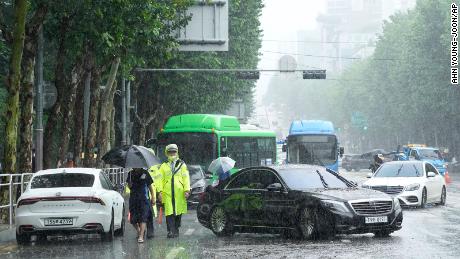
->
xmin=300 ymin=208 xmax=316 ymax=239
xmin=211 ymin=207 xmax=227 ymax=234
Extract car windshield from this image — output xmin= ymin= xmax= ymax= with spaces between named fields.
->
xmin=374 ymin=163 xmax=423 ymax=177
xmin=188 ymin=166 xmax=204 ymax=182
xmin=418 ymin=149 xmax=443 ymax=160
xmin=278 ymin=168 xmax=349 ymax=190
xmin=31 ymin=173 xmax=95 ymax=188
xmin=287 ymin=135 xmax=338 ymax=165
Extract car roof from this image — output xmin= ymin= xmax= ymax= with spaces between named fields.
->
xmin=33 ymin=168 xmax=102 ymax=176
xmin=411 ymin=147 xmax=438 ymax=151
xmin=269 ymin=164 xmax=326 ymax=172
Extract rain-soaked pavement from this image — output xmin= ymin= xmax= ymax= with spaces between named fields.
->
xmin=1 ymin=169 xmax=460 ymax=259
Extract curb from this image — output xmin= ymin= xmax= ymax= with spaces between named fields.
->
xmin=0 ymin=227 xmax=15 ymax=243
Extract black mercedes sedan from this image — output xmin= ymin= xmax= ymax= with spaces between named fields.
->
xmin=197 ymin=165 xmax=403 ymax=239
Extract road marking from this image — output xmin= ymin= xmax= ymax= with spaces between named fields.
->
xmin=165 ymin=247 xmax=185 ymax=259
xmin=184 ymin=228 xmax=195 ymax=236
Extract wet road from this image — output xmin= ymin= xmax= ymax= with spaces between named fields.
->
xmin=1 ymin=169 xmax=460 ymax=259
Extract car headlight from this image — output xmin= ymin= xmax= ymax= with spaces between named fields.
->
xmin=393 ymin=197 xmax=401 ymax=211
xmin=320 ymin=200 xmax=350 ymax=213
xmin=405 ymin=183 xmax=420 ymax=191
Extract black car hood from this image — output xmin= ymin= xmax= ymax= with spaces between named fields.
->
xmin=297 ymin=187 xmax=391 ymax=202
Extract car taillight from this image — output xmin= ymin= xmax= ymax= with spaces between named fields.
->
xmin=78 ymin=197 xmax=106 ymax=206
xmin=199 ymin=192 xmax=207 ymax=203
xmin=17 ymin=198 xmax=40 ymax=208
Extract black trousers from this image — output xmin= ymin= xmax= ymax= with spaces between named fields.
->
xmin=166 ymin=215 xmax=182 ymax=235
xmin=146 ymin=209 xmax=154 ymax=237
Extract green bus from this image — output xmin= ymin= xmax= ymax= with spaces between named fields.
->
xmin=149 ymin=114 xmax=277 ymax=172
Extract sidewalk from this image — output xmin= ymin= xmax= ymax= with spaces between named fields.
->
xmin=0 ymin=224 xmax=15 ymax=243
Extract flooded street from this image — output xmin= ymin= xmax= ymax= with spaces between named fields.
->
xmin=1 ymin=169 xmax=459 ymax=259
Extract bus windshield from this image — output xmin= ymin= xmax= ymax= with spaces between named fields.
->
xmin=156 ymin=132 xmax=217 ymax=166
xmin=287 ymin=135 xmax=337 ymax=166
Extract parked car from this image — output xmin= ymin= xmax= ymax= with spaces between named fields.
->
xmin=15 ymin=168 xmax=125 ymax=244
xmin=197 ymin=164 xmax=403 ymax=239
xmin=342 ymin=149 xmax=387 ymax=171
xmin=188 ymin=165 xmax=208 ymax=206
xmin=362 ymin=161 xmax=446 ymax=208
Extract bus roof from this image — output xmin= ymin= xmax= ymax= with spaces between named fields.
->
xmin=162 ymin=114 xmax=276 ymax=137
xmin=288 ymin=120 xmax=335 ymax=135
xmin=163 ymin=114 xmax=240 ymax=132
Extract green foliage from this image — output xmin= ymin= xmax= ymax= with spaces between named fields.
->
xmin=263 ymin=0 xmax=458 ymax=154
xmin=144 ymin=0 xmax=264 ymax=119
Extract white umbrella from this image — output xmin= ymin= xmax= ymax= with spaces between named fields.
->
xmin=208 ymin=157 xmax=236 ymax=176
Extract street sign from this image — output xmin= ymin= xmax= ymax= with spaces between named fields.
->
xmin=177 ymin=0 xmax=229 ymax=51
xmin=279 ymin=55 xmax=297 ymax=72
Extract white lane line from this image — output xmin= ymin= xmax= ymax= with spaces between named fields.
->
xmin=165 ymin=247 xmax=185 ymax=259
xmin=184 ymin=228 xmax=195 ymax=236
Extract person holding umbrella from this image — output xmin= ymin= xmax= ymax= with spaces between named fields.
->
xmin=158 ymin=144 xmax=190 ymax=238
xmin=126 ymin=168 xmax=155 ymax=243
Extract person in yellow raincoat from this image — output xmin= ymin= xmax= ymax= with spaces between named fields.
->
xmin=125 ymin=165 xmax=161 ymax=239
xmin=158 ymin=144 xmax=190 ymax=238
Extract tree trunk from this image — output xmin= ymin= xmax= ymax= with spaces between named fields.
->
xmin=43 ymin=17 xmax=69 ymax=169
xmin=1 ymin=0 xmax=28 ymax=224
xmin=73 ymin=78 xmax=86 ymax=167
xmin=57 ymin=59 xmax=85 ymax=166
xmin=84 ymin=69 xmax=101 ymax=167
xmin=18 ymin=42 xmax=35 ymax=173
xmin=97 ymin=58 xmax=120 ymax=166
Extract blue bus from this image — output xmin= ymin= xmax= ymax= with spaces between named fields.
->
xmin=284 ymin=120 xmax=344 ymax=171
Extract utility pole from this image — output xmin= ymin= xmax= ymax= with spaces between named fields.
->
xmin=34 ymin=27 xmax=44 ymax=172
xmin=126 ymin=80 xmax=131 ymax=145
xmin=121 ymin=79 xmax=127 ymax=145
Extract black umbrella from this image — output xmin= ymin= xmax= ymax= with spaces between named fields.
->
xmin=102 ymin=145 xmax=161 ymax=168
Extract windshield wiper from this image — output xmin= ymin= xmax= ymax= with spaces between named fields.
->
xmin=396 ymin=164 xmax=404 ymax=176
xmin=316 ymin=170 xmax=329 ymax=189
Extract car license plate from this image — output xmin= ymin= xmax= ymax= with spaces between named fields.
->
xmin=44 ymin=218 xmax=73 ymax=226
xmin=365 ymin=216 xmax=388 ymax=224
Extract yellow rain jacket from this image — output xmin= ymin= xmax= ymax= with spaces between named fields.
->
xmin=158 ymin=158 xmax=190 ymax=216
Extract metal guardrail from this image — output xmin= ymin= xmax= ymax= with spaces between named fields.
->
xmin=0 ymin=173 xmax=34 ymax=226
xmin=0 ymin=168 xmax=128 ymax=227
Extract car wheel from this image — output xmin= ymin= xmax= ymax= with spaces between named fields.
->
xmin=210 ymin=206 xmax=233 ymax=237
xmin=439 ymin=186 xmax=446 ymax=206
xmin=420 ymin=188 xmax=427 ymax=208
xmin=374 ymin=230 xmax=392 ymax=237
xmin=114 ymin=205 xmax=125 ymax=236
xmin=102 ymin=210 xmax=115 ymax=241
xmin=298 ymin=207 xmax=318 ymax=240
xmin=16 ymin=232 xmax=30 ymax=245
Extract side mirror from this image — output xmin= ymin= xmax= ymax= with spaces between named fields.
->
xmin=367 ymin=173 xmax=373 ymax=178
xmin=427 ymin=171 xmax=436 ymax=177
xmin=339 ymin=147 xmax=344 ymax=157
xmin=282 ymin=144 xmax=287 ymax=153
xmin=267 ymin=182 xmax=283 ymax=192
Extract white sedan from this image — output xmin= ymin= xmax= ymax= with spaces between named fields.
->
xmin=362 ymin=161 xmax=446 ymax=208
xmin=15 ymin=168 xmax=125 ymax=244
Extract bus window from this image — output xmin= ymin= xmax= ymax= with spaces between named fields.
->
xmin=226 ymin=137 xmax=276 ymax=168
xmin=156 ymin=132 xmax=217 ymax=166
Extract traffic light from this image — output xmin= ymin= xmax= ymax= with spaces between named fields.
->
xmin=236 ymin=71 xmax=260 ymax=79
xmin=303 ymin=70 xmax=326 ymax=79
